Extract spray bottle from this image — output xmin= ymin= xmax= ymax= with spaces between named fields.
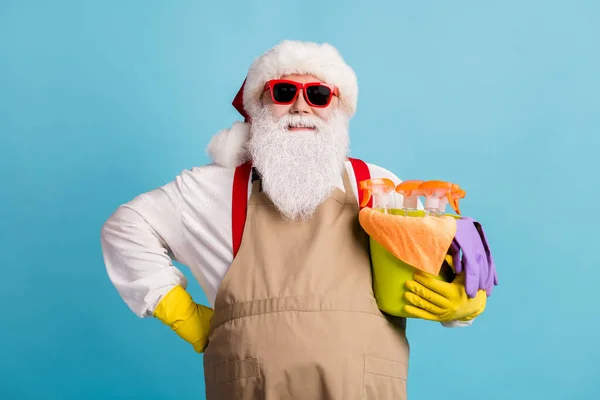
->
xmin=395 ymin=180 xmax=424 ymax=217
xmin=359 ymin=178 xmax=396 ymax=214
xmin=418 ymin=181 xmax=454 ymax=217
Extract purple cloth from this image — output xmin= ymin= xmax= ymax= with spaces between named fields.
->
xmin=450 ymin=217 xmax=498 ymax=298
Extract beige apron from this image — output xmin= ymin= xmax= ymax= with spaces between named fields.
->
xmin=203 ymin=168 xmax=410 ymax=399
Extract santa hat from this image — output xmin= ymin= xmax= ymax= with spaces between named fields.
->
xmin=206 ymin=40 xmax=358 ymax=168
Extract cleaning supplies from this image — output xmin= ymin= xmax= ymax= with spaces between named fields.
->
xmin=360 ymin=179 xmax=461 ymax=317
xmin=418 ymin=180 xmax=456 ymax=217
xmin=359 ymin=178 xmax=396 ymax=214
xmin=359 ymin=208 xmax=457 ymax=276
xmin=451 ymin=217 xmax=498 ymax=297
xmin=359 ymin=179 xmax=472 ymax=318
xmin=395 ymin=180 xmax=423 ymax=217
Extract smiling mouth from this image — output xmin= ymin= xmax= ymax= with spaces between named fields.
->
xmin=288 ymin=125 xmax=316 ymax=131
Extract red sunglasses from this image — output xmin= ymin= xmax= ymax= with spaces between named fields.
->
xmin=263 ymin=79 xmax=339 ymax=108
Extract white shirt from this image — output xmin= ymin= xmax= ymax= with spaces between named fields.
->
xmin=100 ymin=160 xmax=472 ymax=328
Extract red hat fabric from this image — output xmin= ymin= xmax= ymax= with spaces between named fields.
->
xmin=232 ymin=79 xmax=250 ymax=122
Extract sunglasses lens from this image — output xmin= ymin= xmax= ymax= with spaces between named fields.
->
xmin=272 ymin=83 xmax=297 ymax=103
xmin=306 ymin=85 xmax=332 ymax=106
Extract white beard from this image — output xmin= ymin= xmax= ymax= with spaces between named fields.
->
xmin=247 ymin=107 xmax=350 ymax=222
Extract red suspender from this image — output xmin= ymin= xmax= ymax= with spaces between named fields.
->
xmin=348 ymin=157 xmax=372 ymax=209
xmin=231 ymin=162 xmax=252 ymax=258
xmin=231 ymin=158 xmax=371 ymax=258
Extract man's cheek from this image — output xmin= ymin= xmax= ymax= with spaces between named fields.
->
xmin=268 ymin=104 xmax=290 ymax=119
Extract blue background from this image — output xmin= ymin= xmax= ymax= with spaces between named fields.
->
xmin=1 ymin=1 xmax=598 ymax=399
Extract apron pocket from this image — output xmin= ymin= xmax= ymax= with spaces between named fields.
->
xmin=363 ymin=355 xmax=407 ymax=400
xmin=215 ymin=357 xmax=261 ymax=400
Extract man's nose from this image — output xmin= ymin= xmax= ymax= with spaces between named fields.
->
xmin=290 ymin=90 xmax=312 ymax=114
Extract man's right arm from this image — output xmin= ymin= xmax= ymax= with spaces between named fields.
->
xmin=100 ymin=170 xmax=215 ymax=353
xmin=100 ymin=175 xmax=189 ymax=318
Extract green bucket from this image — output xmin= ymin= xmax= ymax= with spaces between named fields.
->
xmin=369 ymin=209 xmax=458 ymax=317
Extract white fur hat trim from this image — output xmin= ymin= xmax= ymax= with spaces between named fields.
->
xmin=206 ymin=121 xmax=250 ymax=168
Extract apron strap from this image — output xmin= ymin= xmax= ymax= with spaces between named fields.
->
xmin=348 ymin=157 xmax=372 ymax=209
xmin=232 ymin=162 xmax=252 ymax=258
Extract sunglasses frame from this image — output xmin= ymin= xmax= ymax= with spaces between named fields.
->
xmin=263 ymin=79 xmax=339 ymax=108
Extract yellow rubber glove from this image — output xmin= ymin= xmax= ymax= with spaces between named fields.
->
xmin=153 ymin=285 xmax=214 ymax=353
xmin=403 ymin=272 xmax=486 ymax=322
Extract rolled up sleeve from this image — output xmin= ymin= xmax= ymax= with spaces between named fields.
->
xmin=100 ymin=177 xmax=188 ymax=318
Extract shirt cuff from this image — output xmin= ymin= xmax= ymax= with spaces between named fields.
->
xmin=441 ymin=319 xmax=474 ymax=328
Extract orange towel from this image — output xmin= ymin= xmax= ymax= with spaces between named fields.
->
xmin=358 ymin=208 xmax=457 ymax=276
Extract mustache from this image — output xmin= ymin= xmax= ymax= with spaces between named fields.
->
xmin=270 ymin=113 xmax=328 ymax=131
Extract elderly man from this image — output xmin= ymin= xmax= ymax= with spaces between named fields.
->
xmin=101 ymin=40 xmax=481 ymax=399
